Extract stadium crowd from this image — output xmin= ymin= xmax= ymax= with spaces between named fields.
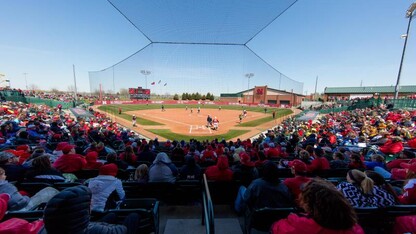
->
xmin=0 ymin=99 xmax=415 ymax=233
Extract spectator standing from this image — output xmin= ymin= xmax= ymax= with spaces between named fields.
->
xmin=132 ymin=114 xmax=137 ymax=127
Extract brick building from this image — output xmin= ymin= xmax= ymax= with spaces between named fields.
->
xmin=220 ymin=86 xmax=304 ymax=107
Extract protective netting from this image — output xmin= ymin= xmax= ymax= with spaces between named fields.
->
xmin=89 ymin=0 xmax=303 ymax=96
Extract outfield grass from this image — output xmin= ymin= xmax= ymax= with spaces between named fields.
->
xmin=147 ymin=129 xmax=250 ymax=141
xmin=97 ymin=105 xmax=163 ymax=125
xmin=98 ymin=104 xmax=292 ymax=127
xmin=239 ymin=109 xmax=293 ymax=127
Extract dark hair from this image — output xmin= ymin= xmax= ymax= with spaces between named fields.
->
xmin=262 ymin=161 xmax=280 ymax=184
xmin=300 ymin=179 xmax=358 ymax=230
xmin=333 ymin=152 xmax=345 ymax=160
xmin=305 ymin=145 xmax=314 ymax=155
xmin=123 ymin=145 xmax=135 ymax=164
xmin=257 ymin=150 xmax=266 ymax=161
xmin=32 ymin=155 xmax=52 ymax=172
xmin=106 ymin=152 xmax=117 ymax=162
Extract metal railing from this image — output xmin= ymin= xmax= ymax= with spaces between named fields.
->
xmin=202 ymin=174 xmax=215 ymax=234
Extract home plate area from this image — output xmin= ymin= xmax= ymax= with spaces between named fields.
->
xmin=189 ymin=125 xmax=212 ymax=134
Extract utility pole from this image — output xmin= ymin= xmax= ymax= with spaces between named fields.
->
xmin=395 ymin=2 xmax=416 ymax=99
xmin=23 ymin=73 xmax=28 ymax=90
xmin=314 ymin=76 xmax=318 ymax=101
xmin=245 ymin=73 xmax=254 ymax=90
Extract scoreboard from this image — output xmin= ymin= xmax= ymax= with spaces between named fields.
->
xmin=129 ymin=87 xmax=150 ymax=99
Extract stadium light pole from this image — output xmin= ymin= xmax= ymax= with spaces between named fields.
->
xmin=23 ymin=73 xmax=28 ymax=90
xmin=395 ymin=2 xmax=416 ymax=100
xmin=245 ymin=73 xmax=254 ymax=90
xmin=140 ymin=70 xmax=151 ymax=89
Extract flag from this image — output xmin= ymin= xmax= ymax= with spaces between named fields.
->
xmin=164 ymin=83 xmax=167 ymax=86
xmin=151 ymin=82 xmax=155 ymax=85
xmin=158 ymin=80 xmax=161 ymax=84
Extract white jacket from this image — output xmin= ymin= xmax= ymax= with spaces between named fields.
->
xmin=88 ymin=175 xmax=125 ymax=212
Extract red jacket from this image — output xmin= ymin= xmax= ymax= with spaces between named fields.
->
xmin=408 ymin=138 xmax=416 ymax=149
xmin=307 ymin=157 xmax=330 ymax=173
xmin=271 ymin=213 xmax=364 ymax=234
xmin=0 ymin=193 xmax=43 ymax=234
xmin=53 ymin=153 xmax=87 ymax=173
xmin=267 ymin=148 xmax=281 ymax=158
xmin=379 ymin=140 xmax=404 ymax=154
xmin=387 ymin=159 xmax=411 ymax=170
xmin=201 ymin=149 xmax=217 ymax=162
xmin=205 ymin=156 xmax=233 ymax=181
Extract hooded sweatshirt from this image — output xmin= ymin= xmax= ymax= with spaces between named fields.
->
xmin=205 ymin=156 xmax=233 ymax=181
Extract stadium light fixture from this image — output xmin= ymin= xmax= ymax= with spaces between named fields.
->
xmin=245 ymin=73 xmax=254 ymax=90
xmin=395 ymin=2 xmax=416 ymax=99
xmin=140 ymin=70 xmax=151 ymax=89
xmin=23 ymin=73 xmax=28 ymax=90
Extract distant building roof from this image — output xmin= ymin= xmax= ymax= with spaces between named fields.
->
xmin=220 ymin=87 xmax=304 ymax=97
xmin=220 ymin=93 xmax=243 ymax=98
xmin=324 ymin=85 xmax=416 ymax=94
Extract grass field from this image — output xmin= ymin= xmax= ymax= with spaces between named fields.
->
xmin=147 ymin=129 xmax=250 ymax=142
xmin=97 ymin=104 xmax=293 ymax=140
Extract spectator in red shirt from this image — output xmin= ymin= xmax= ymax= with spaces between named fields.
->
xmin=408 ymin=137 xmax=416 ymax=149
xmin=52 ymin=145 xmax=87 ymax=173
xmin=379 ymin=136 xmax=404 ymax=155
xmin=119 ymin=145 xmax=137 ymax=166
xmin=266 ymin=143 xmax=280 ymax=159
xmin=272 ymin=179 xmax=364 ymax=234
xmin=348 ymin=153 xmax=366 ymax=170
xmin=84 ymin=151 xmax=103 ymax=170
xmin=284 ymin=160 xmax=311 ymax=203
xmin=306 ymin=148 xmax=330 ymax=174
xmin=205 ymin=155 xmax=233 ymax=181
xmin=201 ymin=145 xmax=217 ymax=163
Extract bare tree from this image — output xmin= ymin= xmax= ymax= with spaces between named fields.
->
xmin=28 ymin=84 xmax=39 ymax=91
xmin=67 ymin=85 xmax=75 ymax=92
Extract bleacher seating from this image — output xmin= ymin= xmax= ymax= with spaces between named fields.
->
xmin=244 ymin=207 xmax=295 ymax=234
xmin=107 ymin=198 xmax=160 ymax=234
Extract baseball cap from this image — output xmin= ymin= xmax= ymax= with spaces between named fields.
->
xmin=0 ymin=152 xmax=16 ymax=162
xmin=56 ymin=142 xmax=69 ymax=151
xmin=62 ymin=145 xmax=75 ymax=154
xmin=239 ymin=153 xmax=254 ymax=167
xmin=99 ymin=163 xmax=118 ymax=177
xmin=288 ymin=159 xmax=307 ymax=173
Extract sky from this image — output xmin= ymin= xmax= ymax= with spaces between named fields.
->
xmin=0 ymin=0 xmax=415 ymax=96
